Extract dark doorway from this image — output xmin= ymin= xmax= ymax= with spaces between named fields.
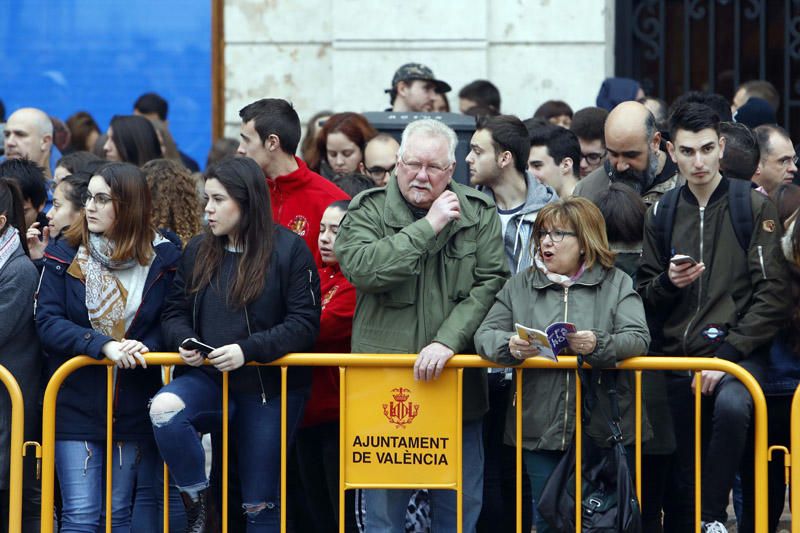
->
xmin=615 ymin=0 xmax=800 ymax=138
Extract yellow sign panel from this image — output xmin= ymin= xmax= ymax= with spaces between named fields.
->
xmin=343 ymin=367 xmax=460 ymax=487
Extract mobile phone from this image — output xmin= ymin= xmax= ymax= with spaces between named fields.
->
xmin=180 ymin=338 xmax=216 ymax=356
xmin=670 ymin=254 xmax=697 ymax=266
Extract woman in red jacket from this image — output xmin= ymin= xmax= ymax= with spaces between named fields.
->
xmin=295 ymin=199 xmax=358 ymax=532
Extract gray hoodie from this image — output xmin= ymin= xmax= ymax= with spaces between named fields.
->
xmin=481 ymin=172 xmax=559 ymax=274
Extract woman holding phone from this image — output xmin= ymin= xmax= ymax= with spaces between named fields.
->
xmin=35 ymin=162 xmax=182 ymax=531
xmin=149 ymin=157 xmax=320 ymax=532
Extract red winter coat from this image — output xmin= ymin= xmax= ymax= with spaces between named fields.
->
xmin=302 ymin=264 xmax=355 ymax=427
xmin=268 ymin=157 xmax=350 ymax=266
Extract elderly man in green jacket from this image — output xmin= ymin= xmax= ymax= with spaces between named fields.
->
xmin=336 ymin=118 xmax=509 ymax=532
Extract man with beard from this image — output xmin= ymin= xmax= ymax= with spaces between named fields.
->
xmin=573 ymin=100 xmax=681 ymax=207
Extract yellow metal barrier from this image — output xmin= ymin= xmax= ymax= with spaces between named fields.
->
xmin=0 ymin=364 xmax=26 ymax=533
xmin=39 ymin=353 xmax=769 ymax=532
xmin=790 ymin=385 xmax=800 ymax=533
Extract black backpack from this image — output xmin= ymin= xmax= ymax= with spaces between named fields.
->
xmin=652 ymin=178 xmax=754 ymax=263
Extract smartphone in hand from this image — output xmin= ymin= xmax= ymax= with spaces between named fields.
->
xmin=179 ymin=338 xmax=216 ymax=357
xmin=670 ymin=254 xmax=697 ymax=267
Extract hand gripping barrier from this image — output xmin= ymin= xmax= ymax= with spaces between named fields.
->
xmin=38 ymin=353 xmax=769 ymax=533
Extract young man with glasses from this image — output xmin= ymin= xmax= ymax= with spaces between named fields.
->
xmin=569 ymin=106 xmax=609 ymax=178
xmin=336 ymin=118 xmax=509 ymax=533
xmin=638 ymin=103 xmax=791 ymax=533
xmin=753 ymin=124 xmax=798 ymax=194
xmin=363 ymin=134 xmax=400 ymax=187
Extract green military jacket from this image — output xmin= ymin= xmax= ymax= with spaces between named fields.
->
xmin=335 ymin=177 xmax=510 ymax=421
xmin=474 ymin=265 xmax=651 ymax=451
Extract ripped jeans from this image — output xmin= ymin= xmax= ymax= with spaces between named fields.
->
xmin=55 ymin=439 xmax=153 ymax=532
xmin=150 ymin=368 xmax=306 ymax=532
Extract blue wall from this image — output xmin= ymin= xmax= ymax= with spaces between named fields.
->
xmin=1 ymin=0 xmax=212 ymax=170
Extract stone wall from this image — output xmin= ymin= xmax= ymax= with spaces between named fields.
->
xmin=223 ymin=0 xmax=615 ymax=137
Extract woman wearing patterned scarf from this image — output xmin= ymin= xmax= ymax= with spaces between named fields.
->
xmin=0 ymin=178 xmax=43 ymax=531
xmin=36 ymin=162 xmax=183 ymax=531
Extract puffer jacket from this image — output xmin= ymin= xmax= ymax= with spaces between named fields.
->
xmin=335 ymin=177 xmax=509 ymax=421
xmin=637 ymin=178 xmax=791 ymax=368
xmin=474 ymin=264 xmax=651 ymax=451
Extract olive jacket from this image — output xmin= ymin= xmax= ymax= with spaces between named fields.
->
xmin=474 ymin=265 xmax=651 ymax=451
xmin=335 ymin=177 xmax=509 ymax=421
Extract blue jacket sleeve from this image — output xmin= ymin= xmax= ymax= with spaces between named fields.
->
xmin=35 ymin=257 xmax=112 ymax=359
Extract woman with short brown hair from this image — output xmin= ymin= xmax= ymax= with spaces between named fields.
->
xmin=475 ymin=196 xmax=650 ymax=533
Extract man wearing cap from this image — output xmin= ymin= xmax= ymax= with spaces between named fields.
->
xmin=387 ymin=63 xmax=451 ymax=113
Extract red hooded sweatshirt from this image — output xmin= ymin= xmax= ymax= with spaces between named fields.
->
xmin=267 ymin=156 xmax=350 ymax=266
xmin=302 ymin=264 xmax=355 ymax=426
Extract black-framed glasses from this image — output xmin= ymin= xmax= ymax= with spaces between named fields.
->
xmin=538 ymin=229 xmax=577 ymax=243
xmin=81 ymin=191 xmax=114 ymax=208
xmin=581 ymin=151 xmax=607 ymax=165
xmin=366 ymin=164 xmax=396 ymax=179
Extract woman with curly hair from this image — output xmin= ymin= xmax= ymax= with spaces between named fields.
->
xmin=142 ymin=159 xmax=202 ymax=247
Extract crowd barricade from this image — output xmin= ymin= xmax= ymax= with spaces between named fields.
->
xmin=37 ymin=353 xmax=769 ymax=533
xmin=0 ymin=365 xmax=26 ymax=532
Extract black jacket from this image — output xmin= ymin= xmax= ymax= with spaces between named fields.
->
xmin=161 ymin=227 xmax=320 ymax=397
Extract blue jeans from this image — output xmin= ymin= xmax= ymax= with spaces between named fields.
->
xmin=55 ymin=439 xmax=151 ymax=533
xmin=364 ymin=419 xmax=484 ymax=533
xmin=130 ymin=442 xmax=187 ymax=532
xmin=151 ymin=368 xmax=306 ymax=532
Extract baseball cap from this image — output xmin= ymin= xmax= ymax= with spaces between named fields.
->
xmin=386 ymin=63 xmax=452 ymax=94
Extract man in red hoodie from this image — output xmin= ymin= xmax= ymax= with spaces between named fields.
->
xmin=237 ymin=98 xmax=350 ymax=264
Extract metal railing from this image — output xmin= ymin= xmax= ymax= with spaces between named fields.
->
xmin=38 ymin=353 xmax=769 ymax=532
xmin=0 ymin=365 xmax=26 ymax=532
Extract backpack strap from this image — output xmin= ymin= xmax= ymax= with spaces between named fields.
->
xmin=652 ymin=185 xmax=682 ymax=263
xmin=727 ymin=178 xmax=755 ymax=252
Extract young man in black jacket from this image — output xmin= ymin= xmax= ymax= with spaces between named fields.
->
xmin=637 ymin=103 xmax=791 ymax=533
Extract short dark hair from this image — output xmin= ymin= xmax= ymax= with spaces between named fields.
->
xmin=58 ymin=171 xmax=92 ymax=212
xmin=55 ymin=151 xmax=102 ymax=174
xmin=327 ymin=199 xmax=351 ymax=212
xmin=595 ymin=182 xmax=647 ymax=245
xmin=134 ymin=92 xmax=169 ymax=121
xmin=754 ymin=124 xmax=792 ymax=159
xmin=331 ymin=173 xmax=371 ymax=198
xmin=0 ymin=159 xmax=47 ymax=208
xmin=739 ymin=80 xmax=780 ymax=111
xmin=668 ymin=102 xmax=720 ymax=141
xmin=464 ymin=105 xmax=500 ymax=120
xmin=669 ymin=91 xmax=732 ymax=123
xmin=528 ymin=124 xmax=582 ymax=178
xmin=477 ymin=115 xmax=530 ymax=175
xmin=239 ymin=99 xmax=301 ymax=155
xmin=533 ymin=100 xmax=573 ymax=120
xmin=719 ymin=122 xmax=760 ymax=180
xmin=458 ymin=80 xmax=501 ymax=112
xmin=570 ymin=107 xmax=609 ymax=144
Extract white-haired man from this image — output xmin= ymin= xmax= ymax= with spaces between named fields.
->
xmin=336 ymin=119 xmax=509 ymax=532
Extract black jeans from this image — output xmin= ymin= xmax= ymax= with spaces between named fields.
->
xmin=663 ymin=373 xmax=755 ymax=529
xmin=476 ymin=374 xmax=532 ymax=533
xmin=295 ymin=421 xmax=358 ymax=533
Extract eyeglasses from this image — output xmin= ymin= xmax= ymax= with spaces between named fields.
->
xmin=366 ymin=164 xmax=396 ymax=179
xmin=538 ymin=229 xmax=577 ymax=243
xmin=81 ymin=191 xmax=114 ymax=209
xmin=399 ymin=155 xmax=453 ymax=177
xmin=777 ymin=155 xmax=799 ymax=168
xmin=581 ymin=151 xmax=607 ymax=165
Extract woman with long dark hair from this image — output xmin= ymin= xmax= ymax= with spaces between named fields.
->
xmin=103 ymin=115 xmax=163 ymax=166
xmin=150 ymin=157 xmax=320 ymax=532
xmin=35 ymin=162 xmax=182 ymax=531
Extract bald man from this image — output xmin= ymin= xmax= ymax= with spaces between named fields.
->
xmin=573 ymin=100 xmax=682 ymax=206
xmin=4 ymin=107 xmax=54 ymax=179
